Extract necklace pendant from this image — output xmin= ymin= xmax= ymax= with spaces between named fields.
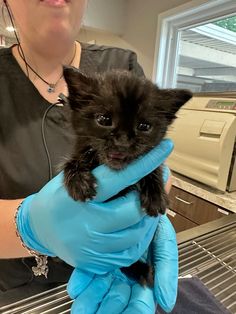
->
xmin=48 ymin=84 xmax=56 ymax=93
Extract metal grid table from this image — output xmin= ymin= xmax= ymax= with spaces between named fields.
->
xmin=178 ymin=220 xmax=236 ymax=313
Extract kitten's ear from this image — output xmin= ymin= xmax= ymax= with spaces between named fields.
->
xmin=63 ymin=66 xmax=98 ymax=109
xmin=161 ymin=89 xmax=192 ymax=123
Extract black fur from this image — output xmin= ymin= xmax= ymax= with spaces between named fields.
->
xmin=63 ymin=67 xmax=192 ymax=285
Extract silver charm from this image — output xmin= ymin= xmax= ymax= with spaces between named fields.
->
xmin=32 ymin=255 xmax=49 ymax=278
xmin=48 ymin=84 xmax=56 ymax=93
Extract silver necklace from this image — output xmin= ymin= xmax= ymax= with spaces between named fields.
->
xmin=17 ymin=44 xmax=77 ymax=93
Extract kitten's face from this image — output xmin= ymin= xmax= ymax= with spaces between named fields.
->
xmin=64 ymin=68 xmax=192 ymax=169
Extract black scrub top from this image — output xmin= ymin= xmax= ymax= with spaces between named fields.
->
xmin=0 ymin=42 xmax=144 ymax=304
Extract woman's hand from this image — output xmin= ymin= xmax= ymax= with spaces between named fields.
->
xmin=151 ymin=214 xmax=178 ymax=312
xmin=67 ymin=215 xmax=178 ymax=313
xmin=67 ymin=269 xmax=156 ymax=314
xmin=66 ymin=161 xmax=178 ymax=313
xmin=16 ymin=139 xmax=174 ymax=273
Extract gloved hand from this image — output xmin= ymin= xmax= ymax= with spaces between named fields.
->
xmin=16 ymin=139 xmax=174 ymax=273
xmin=152 ymin=214 xmax=178 ymax=312
xmin=68 ymin=269 xmax=156 ymax=314
xmin=67 ymin=215 xmax=178 ymax=313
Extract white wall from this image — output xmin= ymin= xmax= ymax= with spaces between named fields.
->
xmin=78 ymin=28 xmax=134 ymax=51
xmin=123 ymin=0 xmax=193 ymax=78
xmin=84 ymin=0 xmax=127 ymax=35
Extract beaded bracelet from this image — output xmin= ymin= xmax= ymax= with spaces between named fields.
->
xmin=14 ymin=202 xmax=49 ymax=278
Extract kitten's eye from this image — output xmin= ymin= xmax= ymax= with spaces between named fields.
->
xmin=96 ymin=114 xmax=112 ymax=127
xmin=137 ymin=122 xmax=152 ymax=132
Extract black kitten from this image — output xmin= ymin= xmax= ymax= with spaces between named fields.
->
xmin=63 ymin=68 xmax=192 ymax=286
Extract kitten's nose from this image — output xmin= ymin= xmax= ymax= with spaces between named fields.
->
xmin=113 ymin=135 xmax=130 ymax=148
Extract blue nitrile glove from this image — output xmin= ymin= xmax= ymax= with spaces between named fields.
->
xmin=67 ymin=269 xmax=156 ymax=314
xmin=151 ymin=214 xmax=178 ymax=312
xmin=67 ymin=165 xmax=178 ymax=313
xmin=16 ymin=139 xmax=174 ymax=273
xmin=67 ymin=215 xmax=178 ymax=314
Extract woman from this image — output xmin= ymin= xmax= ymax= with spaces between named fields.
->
xmin=0 ymin=0 xmax=178 ymax=312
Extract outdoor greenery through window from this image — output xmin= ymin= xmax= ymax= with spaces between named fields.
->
xmin=176 ymin=15 xmax=236 ymax=93
xmin=214 ymin=16 xmax=236 ymax=33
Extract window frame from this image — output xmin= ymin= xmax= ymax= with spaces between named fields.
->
xmin=153 ymin=0 xmax=236 ymax=88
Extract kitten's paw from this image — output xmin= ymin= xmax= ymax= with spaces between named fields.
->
xmin=139 ymin=265 xmax=154 ymax=288
xmin=158 ymin=192 xmax=169 ymax=215
xmin=121 ymin=261 xmax=154 ymax=287
xmin=141 ymin=192 xmax=168 ymax=216
xmin=64 ymin=170 xmax=97 ymax=202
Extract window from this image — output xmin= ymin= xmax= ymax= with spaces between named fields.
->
xmin=154 ymin=0 xmax=236 ymax=93
xmin=176 ymin=16 xmax=236 ymax=92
